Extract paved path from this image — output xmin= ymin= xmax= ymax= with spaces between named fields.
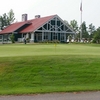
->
xmin=0 ymin=91 xmax=100 ymax=100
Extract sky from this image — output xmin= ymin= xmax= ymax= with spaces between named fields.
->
xmin=0 ymin=0 xmax=100 ymax=28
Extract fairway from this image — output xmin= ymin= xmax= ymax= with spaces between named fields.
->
xmin=0 ymin=43 xmax=100 ymax=57
xmin=0 ymin=43 xmax=100 ymax=95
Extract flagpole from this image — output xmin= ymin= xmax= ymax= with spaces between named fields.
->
xmin=80 ymin=0 xmax=82 ymax=42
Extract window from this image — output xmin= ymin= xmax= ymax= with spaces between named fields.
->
xmin=38 ymin=33 xmax=42 ymax=41
xmin=60 ymin=33 xmax=64 ymax=41
xmin=0 ymin=35 xmax=2 ymax=39
xmin=4 ymin=34 xmax=8 ymax=41
xmin=44 ymin=33 xmax=48 ymax=40
xmin=53 ymin=33 xmax=58 ymax=40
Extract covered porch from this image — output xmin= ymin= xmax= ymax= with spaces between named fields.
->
xmin=18 ymin=31 xmax=71 ymax=43
xmin=0 ymin=34 xmax=12 ymax=43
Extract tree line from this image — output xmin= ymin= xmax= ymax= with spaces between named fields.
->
xmin=64 ymin=20 xmax=100 ymax=43
xmin=0 ymin=9 xmax=100 ymax=43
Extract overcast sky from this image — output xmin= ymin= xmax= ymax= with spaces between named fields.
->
xmin=0 ymin=0 xmax=100 ymax=28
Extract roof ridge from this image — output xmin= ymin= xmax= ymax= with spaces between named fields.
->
xmin=0 ymin=14 xmax=57 ymax=34
xmin=20 ymin=14 xmax=57 ymax=23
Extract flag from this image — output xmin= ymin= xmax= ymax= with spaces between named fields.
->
xmin=80 ymin=1 xmax=82 ymax=11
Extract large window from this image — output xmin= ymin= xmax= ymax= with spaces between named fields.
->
xmin=0 ymin=35 xmax=2 ymax=42
xmin=44 ymin=33 xmax=48 ymax=40
xmin=8 ymin=34 xmax=12 ymax=41
xmin=0 ymin=35 xmax=2 ymax=39
xmin=38 ymin=33 xmax=42 ymax=41
xmin=60 ymin=33 xmax=65 ymax=41
xmin=4 ymin=34 xmax=8 ymax=41
xmin=53 ymin=33 xmax=58 ymax=40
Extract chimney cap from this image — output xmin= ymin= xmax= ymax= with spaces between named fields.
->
xmin=35 ymin=15 xmax=41 ymax=18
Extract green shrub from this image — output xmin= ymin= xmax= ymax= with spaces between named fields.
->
xmin=10 ymin=34 xmax=15 ymax=43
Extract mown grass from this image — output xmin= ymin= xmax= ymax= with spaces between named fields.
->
xmin=0 ymin=43 xmax=100 ymax=95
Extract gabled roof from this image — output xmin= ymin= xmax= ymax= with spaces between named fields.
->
xmin=20 ymin=15 xmax=56 ymax=33
xmin=0 ymin=21 xmax=27 ymax=34
xmin=0 ymin=15 xmax=56 ymax=34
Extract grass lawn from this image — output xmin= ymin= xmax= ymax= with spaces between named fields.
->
xmin=0 ymin=43 xmax=100 ymax=95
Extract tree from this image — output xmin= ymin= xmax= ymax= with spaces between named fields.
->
xmin=0 ymin=9 xmax=15 ymax=30
xmin=81 ymin=21 xmax=89 ymax=39
xmin=7 ymin=9 xmax=15 ymax=25
xmin=70 ymin=20 xmax=78 ymax=32
xmin=88 ymin=23 xmax=95 ymax=38
xmin=63 ymin=20 xmax=70 ymax=25
xmin=0 ymin=16 xmax=4 ymax=30
xmin=93 ymin=27 xmax=100 ymax=43
xmin=69 ymin=20 xmax=79 ymax=41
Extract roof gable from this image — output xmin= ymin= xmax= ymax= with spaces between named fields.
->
xmin=20 ymin=15 xmax=56 ymax=33
xmin=0 ymin=15 xmax=55 ymax=34
xmin=34 ymin=15 xmax=75 ymax=34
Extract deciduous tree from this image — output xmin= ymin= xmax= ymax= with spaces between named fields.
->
xmin=93 ymin=27 xmax=100 ymax=43
xmin=0 ymin=9 xmax=15 ymax=30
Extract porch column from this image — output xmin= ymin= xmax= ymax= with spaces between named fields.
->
xmin=42 ymin=32 xmax=44 ymax=41
xmin=31 ymin=32 xmax=34 ymax=42
xmin=48 ymin=32 xmax=51 ymax=41
xmin=64 ymin=33 xmax=66 ymax=42
xmin=2 ymin=35 xmax=4 ymax=44
xmin=26 ymin=33 xmax=29 ymax=39
xmin=21 ymin=34 xmax=23 ymax=42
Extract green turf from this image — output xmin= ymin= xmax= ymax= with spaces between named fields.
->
xmin=0 ymin=43 xmax=100 ymax=95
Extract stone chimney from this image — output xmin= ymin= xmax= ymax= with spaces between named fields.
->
xmin=22 ymin=14 xmax=28 ymax=21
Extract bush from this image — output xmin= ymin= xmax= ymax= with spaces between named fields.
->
xmin=10 ymin=34 xmax=15 ymax=43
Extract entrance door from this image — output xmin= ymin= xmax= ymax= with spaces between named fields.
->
xmin=35 ymin=33 xmax=42 ymax=42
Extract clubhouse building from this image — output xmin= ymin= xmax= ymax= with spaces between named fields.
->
xmin=0 ymin=14 xmax=75 ymax=43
